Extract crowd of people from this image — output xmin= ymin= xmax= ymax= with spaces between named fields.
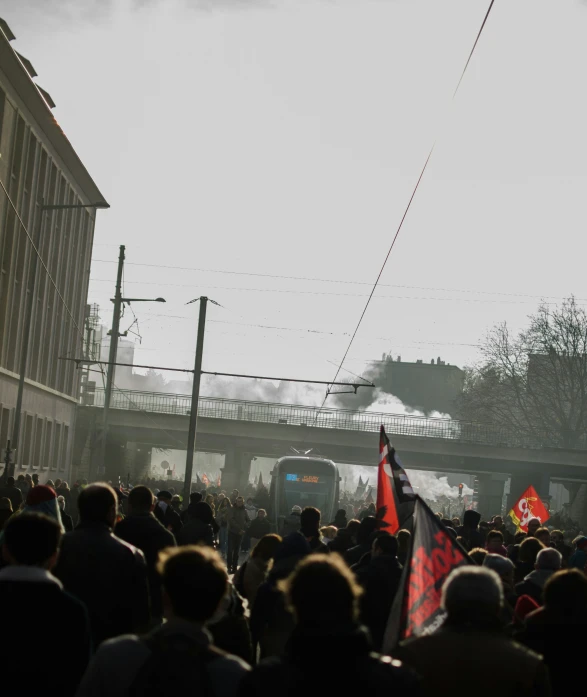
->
xmin=0 ymin=473 xmax=585 ymax=697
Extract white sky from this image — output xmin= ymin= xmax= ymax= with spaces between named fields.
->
xmin=6 ymin=0 xmax=587 ymax=400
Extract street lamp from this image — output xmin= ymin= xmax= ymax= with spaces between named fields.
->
xmin=2 ymin=198 xmax=109 ymax=482
xmin=94 ymin=244 xmax=166 ymax=478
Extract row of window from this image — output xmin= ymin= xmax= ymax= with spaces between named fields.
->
xmin=0 ymin=83 xmax=94 ymax=399
xmin=0 ymin=404 xmax=69 ymax=472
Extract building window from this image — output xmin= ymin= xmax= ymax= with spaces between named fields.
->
xmin=45 ymin=419 xmax=55 ymax=471
xmin=22 ymin=413 xmax=34 ymax=468
xmin=33 ymin=416 xmax=44 ymax=469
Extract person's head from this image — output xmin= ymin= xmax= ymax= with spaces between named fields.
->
xmin=78 ymin=483 xmax=117 ymax=527
xmin=235 ymin=496 xmax=244 ymax=509
xmin=518 ymin=537 xmax=545 ymax=564
xmin=442 ymin=566 xmax=503 ymax=626
xmin=451 ymin=517 xmax=461 ymax=527
xmin=543 ymin=569 xmax=587 ymax=614
xmin=356 ymin=516 xmax=379 ymax=545
xmin=550 ymin=529 xmax=565 ymax=546
xmin=57 ymin=495 xmax=66 ymax=512
xmin=246 ymin=497 xmax=253 ymax=505
xmin=2 ymin=513 xmax=61 ymax=569
xmin=0 ymin=497 xmax=12 ymax=512
xmin=372 ymin=532 xmax=398 ymax=558
xmin=573 ymin=535 xmax=587 ymax=551
xmin=334 ymin=509 xmax=347 ymax=524
xmin=483 ymin=553 xmax=515 ymax=586
xmin=6 ymin=476 xmax=14 ymax=487
xmin=189 ymin=492 xmax=203 ymax=506
xmin=81 ymin=478 xmax=88 ymax=487
xmin=396 ymin=528 xmax=411 ymax=550
xmin=157 ymin=490 xmax=172 ymax=505
xmin=493 ymin=515 xmax=503 ymax=527
xmin=300 ymin=507 xmax=321 ymax=537
xmin=535 ymin=547 xmax=562 ymax=571
xmin=527 ymin=518 xmax=541 ymax=537
xmin=157 ymin=546 xmax=228 ymax=622
xmin=218 ymin=493 xmax=225 ymax=502
xmin=486 ymin=530 xmax=504 ymax=552
xmin=232 ymin=489 xmax=239 ymax=499
xmin=463 ymin=510 xmax=481 ymax=530
xmin=17 ymin=475 xmax=24 ymax=483
xmin=291 ymin=505 xmax=302 ymax=515
xmin=320 ymin=526 xmax=337 ymax=541
xmin=190 ymin=501 xmax=214 ymax=526
xmin=32 ymin=473 xmax=39 ymax=484
xmin=281 ymin=554 xmax=362 ymax=629
xmin=54 ymin=478 xmax=62 ymax=489
xmin=256 ymin=508 xmax=266 ymax=520
xmin=251 ymin=533 xmax=282 ymax=562
xmin=469 ymin=547 xmax=488 ymax=565
xmin=60 ymin=481 xmax=69 ymax=491
xmin=345 ymin=519 xmax=361 ymax=542
xmin=128 ymin=485 xmax=156 ymax=515
xmin=25 ymin=474 xmax=32 ymax=483
xmin=24 ymin=485 xmax=63 ymax=528
xmin=46 ymin=480 xmax=55 ymax=488
xmin=534 ymin=527 xmax=550 ymax=546
xmin=514 ymin=531 xmax=527 ymax=545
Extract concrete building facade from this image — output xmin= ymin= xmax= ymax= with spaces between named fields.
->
xmin=0 ymin=21 xmax=107 ymax=481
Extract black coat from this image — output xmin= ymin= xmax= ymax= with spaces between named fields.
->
xmin=61 ymin=510 xmax=74 ymax=532
xmin=344 ymin=542 xmax=371 ymax=567
xmin=115 ymin=512 xmax=176 ymax=621
xmin=240 ymin=624 xmax=420 ymax=697
xmin=0 ymin=574 xmax=91 ymax=697
xmin=154 ymin=502 xmax=183 ymax=536
xmin=177 ymin=519 xmax=215 ymax=547
xmin=355 ymin=554 xmax=403 ymax=651
xmin=248 ymin=517 xmax=271 ymax=540
xmin=0 ymin=483 xmax=22 ymax=512
xmin=53 ymin=522 xmax=150 ymax=646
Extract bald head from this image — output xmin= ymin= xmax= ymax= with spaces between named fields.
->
xmin=78 ymin=483 xmax=117 ymax=527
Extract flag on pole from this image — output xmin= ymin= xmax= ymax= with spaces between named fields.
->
xmin=202 ymin=473 xmax=210 ymax=486
xmin=383 ymin=496 xmax=471 ymax=651
xmin=508 ymin=485 xmax=549 ymax=532
xmin=377 ymin=425 xmax=416 ymax=534
xmin=258 ymin=471 xmax=264 ymax=490
xmin=216 ymin=474 xmax=222 ymax=488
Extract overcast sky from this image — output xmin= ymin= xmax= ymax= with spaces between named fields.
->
xmin=5 ymin=0 xmax=587 ymax=405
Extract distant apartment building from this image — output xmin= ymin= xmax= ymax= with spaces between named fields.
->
xmin=379 ymin=355 xmax=465 ymax=415
xmin=0 ymin=21 xmax=107 ymax=480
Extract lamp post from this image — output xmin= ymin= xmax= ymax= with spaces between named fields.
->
xmin=2 ymin=198 xmax=109 ymax=483
xmin=93 ymin=243 xmax=166 ymax=479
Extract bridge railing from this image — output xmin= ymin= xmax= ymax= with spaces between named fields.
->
xmin=85 ymin=387 xmax=587 ymax=450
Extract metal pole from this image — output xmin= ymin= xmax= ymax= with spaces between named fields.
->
xmin=96 ymin=244 xmax=125 ymax=478
xmin=183 ymin=297 xmax=208 ymax=504
xmin=4 ymin=199 xmax=44 ymax=483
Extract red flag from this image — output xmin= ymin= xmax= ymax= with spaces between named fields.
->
xmin=202 ymin=473 xmax=210 ymax=486
xmin=383 ymin=497 xmax=471 ymax=650
xmin=508 ymin=485 xmax=549 ymax=532
xmin=377 ymin=425 xmax=416 ymax=534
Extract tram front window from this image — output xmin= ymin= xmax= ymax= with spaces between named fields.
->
xmin=283 ymin=473 xmax=331 ymax=512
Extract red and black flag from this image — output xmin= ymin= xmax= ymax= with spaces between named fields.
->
xmin=383 ymin=496 xmax=471 ymax=651
xmin=377 ymin=425 xmax=416 ymax=534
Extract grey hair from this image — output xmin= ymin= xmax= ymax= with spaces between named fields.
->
xmin=536 ymin=547 xmax=562 ymax=570
xmin=442 ymin=566 xmax=503 ymax=618
xmin=483 ymin=553 xmax=515 ymax=580
xmin=57 ymin=495 xmax=65 ymax=511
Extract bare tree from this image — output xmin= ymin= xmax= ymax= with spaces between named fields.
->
xmin=460 ymin=297 xmax=587 ymax=448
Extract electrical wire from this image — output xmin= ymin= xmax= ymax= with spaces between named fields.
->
xmin=321 ymin=0 xmax=497 ymax=410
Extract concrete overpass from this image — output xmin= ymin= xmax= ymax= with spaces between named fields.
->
xmin=76 ymin=388 xmax=587 ymax=517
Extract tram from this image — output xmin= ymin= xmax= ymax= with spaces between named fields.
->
xmin=269 ymin=455 xmax=340 ymax=524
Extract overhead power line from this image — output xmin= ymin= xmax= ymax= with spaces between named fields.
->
xmin=322 ymin=0 xmax=497 ymax=409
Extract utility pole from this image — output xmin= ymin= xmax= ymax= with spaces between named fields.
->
xmin=183 ymin=296 xmax=208 ymax=504
xmin=95 ymin=244 xmax=125 ymax=478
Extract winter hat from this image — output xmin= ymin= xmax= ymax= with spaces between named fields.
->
xmin=157 ymin=490 xmax=172 ymax=500
xmin=24 ymin=485 xmax=64 ymax=531
xmin=291 ymin=505 xmax=302 ymax=514
xmin=514 ymin=594 xmax=540 ymax=623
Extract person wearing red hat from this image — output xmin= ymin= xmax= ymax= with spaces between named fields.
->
xmin=23 ymin=485 xmax=64 ymax=530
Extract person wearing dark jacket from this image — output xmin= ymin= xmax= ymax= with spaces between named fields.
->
xmin=343 ymin=516 xmax=379 ymax=567
xmin=515 ymin=569 xmax=587 ymax=696
xmin=515 ymin=547 xmax=561 ymax=605
xmin=0 ymin=476 xmax=23 ymax=513
xmin=241 ymin=554 xmax=419 ymax=697
xmin=153 ymin=490 xmax=183 ymax=536
xmin=115 ymin=485 xmax=176 ymax=624
xmin=279 ymin=506 xmax=302 ymax=537
xmin=53 ymin=483 xmax=151 ymax=646
xmin=300 ymin=506 xmax=329 ymax=554
xmin=226 ymin=496 xmax=250 ymax=574
xmin=1 ymin=513 xmax=91 ymax=697
xmin=514 ymin=537 xmax=545 ymax=584
xmin=456 ymin=510 xmax=484 ymax=551
xmin=177 ymin=501 xmax=215 ymax=547
xmin=248 ymin=509 xmax=271 ymax=547
xmin=58 ymin=495 xmax=74 ymax=532
xmin=250 ymin=532 xmax=310 ymax=661
xmin=329 ymin=519 xmax=360 ymax=555
xmin=355 ymin=533 xmax=403 ymax=652
xmin=181 ymin=491 xmax=202 ymax=524
xmin=330 ymin=508 xmax=347 ymax=529
xmin=398 ymin=567 xmax=549 ymax=697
